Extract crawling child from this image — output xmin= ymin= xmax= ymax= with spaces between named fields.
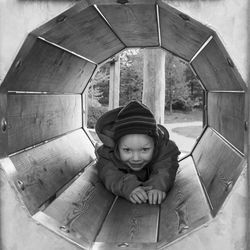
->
xmin=95 ymin=100 xmax=180 ymax=205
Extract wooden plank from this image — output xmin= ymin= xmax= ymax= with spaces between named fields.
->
xmin=33 ymin=211 xmax=90 ymax=249
xmin=208 ymin=92 xmax=245 ymax=153
xmin=92 ymin=242 xmax=157 ymax=250
xmin=3 ymin=38 xmax=96 ymax=93
xmin=98 ymin=4 xmax=158 ymax=47
xmin=158 ymin=157 xmax=211 ymax=244
xmin=10 ymin=129 xmax=95 ymax=215
xmin=0 ymin=159 xmax=91 ymax=250
xmin=158 ymin=1 xmax=213 ymax=61
xmin=88 ymin=0 xmax=157 ymax=5
xmin=192 ymin=128 xmax=244 ymax=215
xmin=96 ymin=197 xmax=159 ymax=243
xmin=41 ymin=6 xmax=125 ymax=64
xmin=191 ymin=36 xmax=245 ymax=91
xmin=1 ymin=34 xmax=35 ymax=91
xmin=44 ymin=165 xmax=115 ymax=244
xmin=0 ymin=91 xmax=7 ymax=158
xmin=32 ymin=1 xmax=92 ymax=36
xmin=8 ymin=94 xmax=82 ymax=154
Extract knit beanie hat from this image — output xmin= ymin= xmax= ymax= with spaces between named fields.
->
xmin=113 ymin=101 xmax=158 ymax=141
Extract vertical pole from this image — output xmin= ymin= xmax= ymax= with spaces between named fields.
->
xmin=82 ymin=88 xmax=88 ymax=128
xmin=0 ymin=90 xmax=7 ymax=158
xmin=109 ymin=55 xmax=120 ymax=110
xmin=247 ymin=2 xmax=250 ymax=248
xmin=143 ymin=48 xmax=165 ymax=124
xmin=169 ymin=79 xmax=173 ymax=113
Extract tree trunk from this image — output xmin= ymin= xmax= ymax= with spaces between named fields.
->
xmin=109 ymin=55 xmax=120 ymax=110
xmin=142 ymin=48 xmax=165 ymax=124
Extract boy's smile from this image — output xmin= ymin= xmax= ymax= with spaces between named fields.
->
xmin=118 ymin=134 xmax=154 ymax=171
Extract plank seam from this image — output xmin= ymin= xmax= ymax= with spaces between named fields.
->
xmin=189 ymin=35 xmax=213 ymax=63
xmin=8 ymin=127 xmax=83 ymax=157
xmin=93 ymin=5 xmax=127 ymax=48
xmin=92 ymin=195 xmax=118 ymax=243
xmin=156 ymin=4 xmax=162 ymax=47
xmin=209 ymin=127 xmax=245 ymax=157
xmin=38 ymin=36 xmax=97 ymax=65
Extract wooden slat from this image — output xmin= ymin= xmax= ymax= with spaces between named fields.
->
xmin=8 ymin=94 xmax=82 ymax=154
xmin=44 ymin=165 xmax=115 ymax=244
xmin=0 ymin=91 xmax=7 ymax=158
xmin=98 ymin=4 xmax=158 ymax=47
xmin=33 ymin=211 xmax=90 ymax=249
xmin=92 ymin=242 xmax=157 ymax=250
xmin=32 ymin=1 xmax=92 ymax=36
xmin=10 ymin=129 xmax=95 ymax=215
xmin=3 ymin=38 xmax=96 ymax=93
xmin=40 ymin=6 xmax=125 ymax=64
xmin=88 ymin=0 xmax=157 ymax=5
xmin=192 ymin=128 xmax=244 ymax=215
xmin=208 ymin=92 xmax=245 ymax=153
xmin=191 ymin=36 xmax=245 ymax=91
xmin=158 ymin=157 xmax=211 ymax=244
xmin=158 ymin=1 xmax=213 ymax=61
xmin=96 ymin=197 xmax=159 ymax=243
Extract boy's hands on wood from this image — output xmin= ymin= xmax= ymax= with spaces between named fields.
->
xmin=129 ymin=186 xmax=152 ymax=204
xmin=147 ymin=189 xmax=166 ymax=205
xmin=129 ymin=186 xmax=166 ymax=205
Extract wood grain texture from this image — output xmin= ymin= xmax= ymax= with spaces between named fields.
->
xmin=0 ymin=163 xmax=90 ymax=250
xmin=208 ymin=92 xmax=245 ymax=153
xmin=32 ymin=1 xmax=92 ymax=36
xmin=10 ymin=129 xmax=95 ymax=215
xmin=33 ymin=211 xmax=90 ymax=249
xmin=192 ymin=128 xmax=244 ymax=215
xmin=96 ymin=197 xmax=159 ymax=243
xmin=158 ymin=1 xmax=213 ymax=61
xmin=158 ymin=157 xmax=211 ymax=244
xmin=98 ymin=4 xmax=158 ymax=47
xmin=87 ymin=0 xmax=157 ymax=5
xmin=92 ymin=242 xmax=157 ymax=250
xmin=0 ymin=91 xmax=7 ymax=158
xmin=3 ymin=38 xmax=96 ymax=93
xmin=44 ymin=165 xmax=115 ymax=244
xmin=8 ymin=94 xmax=82 ymax=154
xmin=191 ymin=36 xmax=245 ymax=91
xmin=41 ymin=6 xmax=125 ymax=64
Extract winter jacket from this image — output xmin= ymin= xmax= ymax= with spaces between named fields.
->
xmin=95 ymin=106 xmax=181 ymax=200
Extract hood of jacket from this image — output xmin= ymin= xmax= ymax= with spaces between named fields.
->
xmin=95 ymin=106 xmax=169 ymax=150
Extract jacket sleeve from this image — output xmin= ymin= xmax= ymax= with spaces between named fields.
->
xmin=143 ymin=140 xmax=180 ymax=193
xmin=96 ymin=156 xmax=142 ymax=200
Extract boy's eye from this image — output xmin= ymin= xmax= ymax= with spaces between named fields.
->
xmin=142 ymin=147 xmax=151 ymax=152
xmin=122 ymin=148 xmax=130 ymax=152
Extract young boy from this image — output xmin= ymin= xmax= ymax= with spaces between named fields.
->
xmin=95 ymin=101 xmax=180 ymax=205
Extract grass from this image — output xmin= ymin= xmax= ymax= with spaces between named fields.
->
xmin=172 ymin=126 xmax=203 ymax=139
xmin=165 ymin=109 xmax=203 ymax=139
xmin=164 ymin=109 xmax=202 ymax=124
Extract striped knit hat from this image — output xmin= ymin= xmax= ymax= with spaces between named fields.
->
xmin=113 ymin=101 xmax=158 ymax=141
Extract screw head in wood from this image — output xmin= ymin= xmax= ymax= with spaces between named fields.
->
xmin=1 ymin=118 xmax=7 ymax=133
xmin=118 ymin=242 xmax=129 ymax=248
xmin=60 ymin=225 xmax=70 ymax=233
xmin=17 ymin=179 xmax=25 ymax=191
xmin=117 ymin=0 xmax=129 ymax=4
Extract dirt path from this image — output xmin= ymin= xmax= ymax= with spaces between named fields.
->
xmin=164 ymin=121 xmax=202 ymax=157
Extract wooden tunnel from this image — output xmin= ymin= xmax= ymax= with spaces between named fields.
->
xmin=0 ymin=0 xmax=247 ymax=249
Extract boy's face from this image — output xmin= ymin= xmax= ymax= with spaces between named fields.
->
xmin=118 ymin=134 xmax=154 ymax=171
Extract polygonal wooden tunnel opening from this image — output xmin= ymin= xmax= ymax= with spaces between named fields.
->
xmin=0 ymin=1 xmax=246 ymax=249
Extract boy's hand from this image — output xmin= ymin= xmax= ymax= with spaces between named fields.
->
xmin=147 ymin=189 xmax=166 ymax=205
xmin=129 ymin=186 xmax=152 ymax=204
